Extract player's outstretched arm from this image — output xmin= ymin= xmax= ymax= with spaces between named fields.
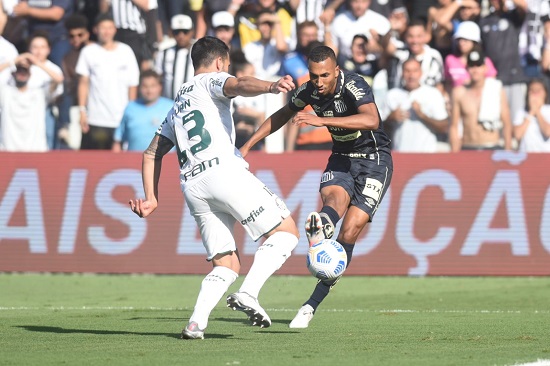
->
xmin=129 ymin=134 xmax=174 ymax=218
xmin=224 ymin=75 xmax=295 ymax=98
xmin=240 ymin=104 xmax=297 ymax=157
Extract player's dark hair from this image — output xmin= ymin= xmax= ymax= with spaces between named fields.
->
xmin=191 ymin=36 xmax=230 ymax=70
xmin=308 ymin=45 xmax=337 ymax=64
xmin=65 ymin=13 xmax=89 ymax=31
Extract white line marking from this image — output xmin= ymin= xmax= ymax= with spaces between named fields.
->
xmin=0 ymin=307 xmax=549 ymax=314
xmin=507 ymin=360 xmax=550 ymax=366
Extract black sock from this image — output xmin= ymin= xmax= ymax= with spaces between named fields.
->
xmin=305 ymin=241 xmax=355 ymax=312
xmin=319 ymin=206 xmax=340 ymax=227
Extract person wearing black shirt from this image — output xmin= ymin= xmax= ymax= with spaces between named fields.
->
xmin=239 ymin=45 xmax=393 ymax=329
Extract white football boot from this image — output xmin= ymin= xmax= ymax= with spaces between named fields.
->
xmin=305 ymin=212 xmax=334 ymax=246
xmin=181 ymin=321 xmax=205 ymax=339
xmin=289 ymin=304 xmax=315 ymax=328
xmin=226 ymin=292 xmax=272 ymax=328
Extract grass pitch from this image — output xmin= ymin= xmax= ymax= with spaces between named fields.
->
xmin=1 ymin=274 xmax=549 ymax=366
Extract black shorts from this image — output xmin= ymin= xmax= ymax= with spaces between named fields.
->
xmin=319 ymin=151 xmax=393 ymax=221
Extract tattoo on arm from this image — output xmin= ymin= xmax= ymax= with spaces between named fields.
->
xmin=144 ymin=135 xmax=174 ymax=160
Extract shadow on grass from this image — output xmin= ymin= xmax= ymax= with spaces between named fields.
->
xmin=15 ymin=326 xmax=234 ymax=340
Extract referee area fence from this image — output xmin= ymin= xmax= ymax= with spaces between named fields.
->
xmin=1 ymin=150 xmax=549 ymax=276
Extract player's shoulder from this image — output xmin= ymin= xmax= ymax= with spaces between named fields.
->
xmin=341 ymin=71 xmax=371 ymax=99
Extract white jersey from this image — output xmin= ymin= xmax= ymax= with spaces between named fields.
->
xmin=157 ymin=72 xmax=247 ymax=191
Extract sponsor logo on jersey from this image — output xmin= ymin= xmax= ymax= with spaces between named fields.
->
xmin=241 ymin=206 xmax=265 ymax=226
xmin=183 ymin=157 xmax=220 ymax=181
xmin=363 ymin=178 xmax=383 ymax=201
xmin=331 ymin=131 xmax=362 ymax=141
xmin=320 ymin=171 xmax=334 ymax=183
xmin=323 ymin=110 xmax=334 ymax=117
xmin=312 ymin=105 xmax=321 ymax=113
xmin=345 ymin=80 xmax=365 ymax=101
xmin=177 ymin=85 xmax=194 ymax=96
xmin=334 ymin=99 xmax=347 ymax=113
xmin=210 ymin=78 xmax=223 ymax=88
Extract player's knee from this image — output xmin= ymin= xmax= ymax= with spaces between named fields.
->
xmin=261 ymin=231 xmax=299 ymax=258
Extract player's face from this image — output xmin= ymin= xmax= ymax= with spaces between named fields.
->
xmin=139 ymin=76 xmax=162 ymax=104
xmin=308 ymin=58 xmax=339 ymax=96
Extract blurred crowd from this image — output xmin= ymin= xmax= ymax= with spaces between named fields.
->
xmin=1 ymin=0 xmax=549 ymax=153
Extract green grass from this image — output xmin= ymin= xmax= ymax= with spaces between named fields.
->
xmin=1 ymin=274 xmax=549 ymax=366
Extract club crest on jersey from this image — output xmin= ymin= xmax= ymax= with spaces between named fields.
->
xmin=345 ymin=80 xmax=365 ymax=100
xmin=321 ymin=171 xmax=334 ymax=183
xmin=334 ymin=99 xmax=347 ymax=113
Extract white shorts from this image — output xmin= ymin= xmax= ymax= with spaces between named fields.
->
xmin=183 ymin=165 xmax=291 ymax=260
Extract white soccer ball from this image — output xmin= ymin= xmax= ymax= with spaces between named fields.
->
xmin=306 ymin=239 xmax=347 ymax=280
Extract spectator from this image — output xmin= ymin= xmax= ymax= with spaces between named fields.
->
xmin=237 ymin=0 xmax=293 ymax=50
xmin=444 ymin=21 xmax=497 ymax=91
xmin=280 ymin=21 xmax=331 ymax=151
xmin=0 ymin=20 xmax=18 ymax=84
xmin=513 ymin=78 xmax=550 ymax=152
xmin=101 ymin=0 xmax=159 ymax=70
xmin=112 ymin=70 xmax=173 ymax=152
xmin=293 ymin=0 xmax=345 ymax=40
xmin=426 ymin=0 xmax=481 ymax=59
xmin=23 ymin=31 xmax=64 ymax=150
xmin=518 ymin=0 xmax=550 ymax=78
xmin=211 ymin=11 xmax=239 ymax=50
xmin=58 ymin=13 xmax=91 ymax=149
xmin=370 ymin=0 xmax=407 ymax=18
xmin=449 ymin=50 xmax=512 ymax=151
xmin=11 ymin=0 xmax=74 ymax=67
xmin=338 ymin=34 xmax=380 ymax=85
xmin=242 ymin=11 xmax=288 ymax=79
xmin=327 ymin=0 xmax=391 ymax=60
xmin=76 ymin=13 xmax=140 ymax=150
xmin=383 ymin=57 xmax=449 ymax=152
xmin=0 ymin=62 xmax=48 ymax=151
xmin=480 ymin=0 xmax=528 ymax=124
xmin=154 ymin=14 xmax=195 ymax=100
xmin=388 ymin=19 xmax=445 ymax=91
xmin=231 ymin=60 xmax=266 ymax=149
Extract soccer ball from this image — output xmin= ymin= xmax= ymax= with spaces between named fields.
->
xmin=306 ymin=239 xmax=347 ymax=280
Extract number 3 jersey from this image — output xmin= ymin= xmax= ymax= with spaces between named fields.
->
xmin=288 ymin=70 xmax=392 ymax=156
xmin=157 ymin=72 xmax=247 ymax=191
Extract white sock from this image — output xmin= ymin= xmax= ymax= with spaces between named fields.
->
xmin=239 ymin=231 xmax=298 ymax=299
xmin=189 ymin=266 xmax=238 ymax=330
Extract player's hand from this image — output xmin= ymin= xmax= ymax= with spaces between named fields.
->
xmin=270 ymin=75 xmax=295 ymax=94
xmin=292 ymin=111 xmax=324 ymax=127
xmin=129 ymin=198 xmax=157 ymax=218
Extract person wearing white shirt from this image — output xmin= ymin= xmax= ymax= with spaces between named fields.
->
xmin=383 ymin=58 xmax=449 ymax=152
xmin=327 ymin=0 xmax=391 ymax=60
xmin=76 ymin=13 xmax=140 ymax=150
xmin=513 ymin=78 xmax=550 ymax=152
xmin=243 ymin=11 xmax=288 ymax=79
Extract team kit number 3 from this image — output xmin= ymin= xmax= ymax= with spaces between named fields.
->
xmin=178 ymin=110 xmax=211 ymax=167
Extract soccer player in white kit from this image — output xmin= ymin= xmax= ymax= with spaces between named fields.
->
xmin=129 ymin=36 xmax=299 ymax=340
